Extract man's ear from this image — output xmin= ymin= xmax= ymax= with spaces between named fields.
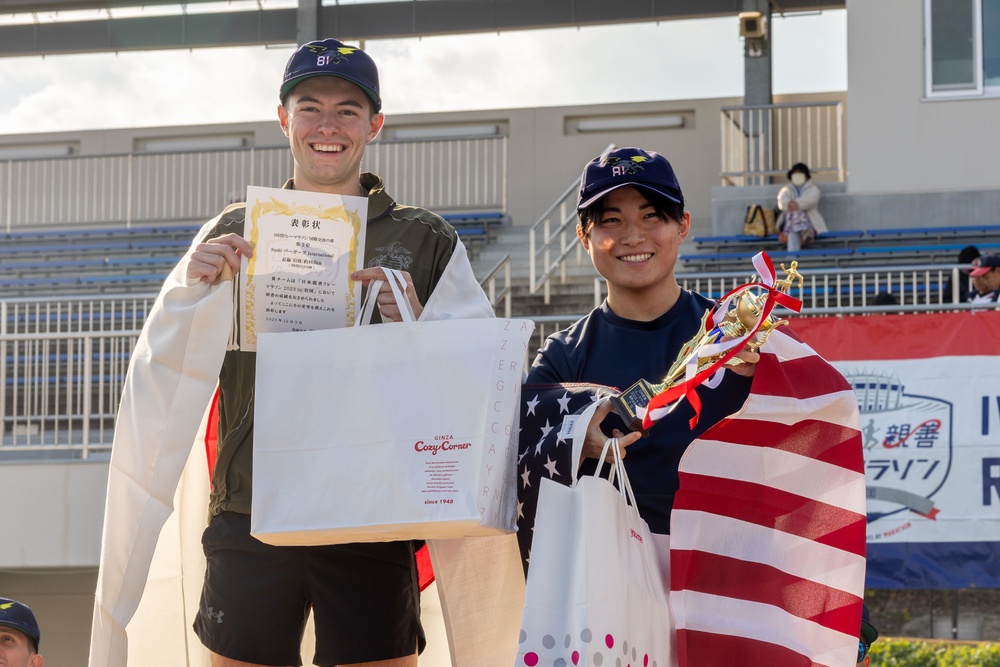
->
xmin=577 ymin=225 xmax=590 ymax=251
xmin=30 ymin=652 xmax=43 ymax=667
xmin=277 ymin=104 xmax=290 ymax=137
xmin=368 ymin=112 xmax=385 ymax=143
xmin=677 ymin=210 xmax=691 ymax=242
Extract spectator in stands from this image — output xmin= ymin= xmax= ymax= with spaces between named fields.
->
xmin=0 ymin=597 xmax=43 ymax=667
xmin=776 ymin=162 xmax=828 ymax=252
xmin=97 ymin=38 xmax=494 ymax=667
xmin=968 ymin=253 xmax=1000 ymax=303
xmin=857 ymin=602 xmax=879 ymax=666
xmin=943 ymin=244 xmax=980 ymax=303
xmin=872 ymin=291 xmax=898 ymax=306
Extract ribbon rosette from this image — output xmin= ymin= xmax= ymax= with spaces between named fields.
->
xmin=640 ymin=252 xmax=802 ymax=430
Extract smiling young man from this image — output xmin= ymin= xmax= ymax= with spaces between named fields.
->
xmin=525 ymin=147 xmax=756 ymax=567
xmin=163 ymin=38 xmax=493 ymax=667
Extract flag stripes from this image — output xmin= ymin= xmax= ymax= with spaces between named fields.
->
xmin=670 ymin=328 xmax=866 ymax=667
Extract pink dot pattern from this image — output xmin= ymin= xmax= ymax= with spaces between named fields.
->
xmin=520 ymin=629 xmax=658 ymax=667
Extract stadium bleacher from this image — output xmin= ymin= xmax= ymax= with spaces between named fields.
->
xmin=684 ymin=225 xmax=1000 ymax=272
xmin=0 ymin=213 xmax=509 ymax=298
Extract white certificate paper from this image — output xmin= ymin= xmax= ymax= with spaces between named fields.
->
xmin=239 ymin=185 xmax=368 ymax=351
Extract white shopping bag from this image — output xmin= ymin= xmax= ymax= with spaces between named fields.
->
xmin=251 ymin=268 xmax=535 ymax=546
xmin=518 ymin=438 xmax=674 ymax=667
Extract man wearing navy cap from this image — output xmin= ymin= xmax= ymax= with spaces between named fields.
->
xmin=0 ymin=597 xmax=43 ymax=667
xmin=526 ymin=147 xmax=757 ymax=538
xmin=857 ymin=602 xmax=879 ymax=666
xmin=175 ymin=38 xmax=492 ymax=667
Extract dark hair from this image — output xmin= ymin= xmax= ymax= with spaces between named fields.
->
xmin=872 ymin=291 xmax=898 ymax=306
xmin=787 ymin=162 xmax=811 ymax=180
xmin=578 ymin=187 xmax=685 ymax=237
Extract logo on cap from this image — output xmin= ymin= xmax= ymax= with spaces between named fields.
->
xmin=308 ymin=45 xmax=357 ymax=67
xmin=604 ymin=155 xmax=648 ymax=177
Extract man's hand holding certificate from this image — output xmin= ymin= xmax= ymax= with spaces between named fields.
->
xmin=240 ymin=185 xmax=368 ymax=351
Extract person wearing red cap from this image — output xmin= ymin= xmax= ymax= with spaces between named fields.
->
xmin=0 ymin=597 xmax=43 ymax=667
xmin=968 ymin=254 xmax=1000 ymax=303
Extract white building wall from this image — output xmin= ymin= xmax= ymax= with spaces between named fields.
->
xmin=847 ymin=0 xmax=1000 ymax=195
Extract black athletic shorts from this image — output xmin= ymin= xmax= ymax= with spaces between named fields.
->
xmin=193 ymin=512 xmax=425 ymax=666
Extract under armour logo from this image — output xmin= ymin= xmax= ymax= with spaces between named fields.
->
xmin=206 ymin=607 xmax=224 ymax=624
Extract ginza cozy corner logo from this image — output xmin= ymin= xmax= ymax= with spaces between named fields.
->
xmin=414 ymin=435 xmax=473 ymax=455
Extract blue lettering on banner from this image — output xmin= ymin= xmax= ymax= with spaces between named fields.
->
xmin=984 ymin=457 xmax=1000 ymax=506
xmin=983 ymin=395 xmax=1000 ymax=435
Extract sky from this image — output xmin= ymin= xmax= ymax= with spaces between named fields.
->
xmin=0 ymin=9 xmax=846 ymax=134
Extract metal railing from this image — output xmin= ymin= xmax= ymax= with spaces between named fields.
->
xmin=529 ymin=143 xmax=614 ymax=303
xmin=1 ymin=135 xmax=508 ymax=232
xmin=2 ymin=263 xmax=991 ymax=459
xmin=480 ymin=255 xmax=513 ymax=319
xmin=720 ymin=101 xmax=844 ymax=186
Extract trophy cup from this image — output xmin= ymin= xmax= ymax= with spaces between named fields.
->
xmin=610 ymin=259 xmax=803 ymax=434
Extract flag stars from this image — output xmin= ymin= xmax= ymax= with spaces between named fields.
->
xmin=517 ymin=500 xmax=524 ymax=519
xmin=543 ymin=457 xmax=560 ymax=478
xmin=520 ymin=467 xmax=531 ymax=488
xmin=525 ymin=394 xmax=540 ymax=416
xmin=539 ymin=419 xmax=554 ymax=439
xmin=556 ymin=392 xmax=572 ymax=414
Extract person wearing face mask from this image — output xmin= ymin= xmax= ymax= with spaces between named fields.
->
xmin=776 ymin=162 xmax=828 ymax=251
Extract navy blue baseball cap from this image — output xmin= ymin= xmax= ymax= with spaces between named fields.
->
xmin=577 ymin=147 xmax=684 ymax=211
xmin=280 ymin=38 xmax=381 ymax=111
xmin=860 ymin=602 xmax=878 ymax=645
xmin=0 ymin=597 xmax=40 ymax=651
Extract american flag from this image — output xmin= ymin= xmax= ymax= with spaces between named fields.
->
xmin=516 ymin=330 xmax=866 ymax=667
xmin=670 ymin=327 xmax=866 ymax=667
xmin=516 ymin=383 xmax=617 ymax=575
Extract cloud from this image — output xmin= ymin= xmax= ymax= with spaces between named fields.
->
xmin=0 ymin=11 xmax=845 ymax=133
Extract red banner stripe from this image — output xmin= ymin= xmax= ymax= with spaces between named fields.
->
xmin=704 ymin=419 xmax=864 ymax=472
xmin=671 ymin=550 xmax=863 ymax=633
xmin=677 ymin=630 xmax=830 ymax=667
xmin=674 ymin=474 xmax=867 ymax=554
xmin=789 ymin=311 xmax=1000 ymax=361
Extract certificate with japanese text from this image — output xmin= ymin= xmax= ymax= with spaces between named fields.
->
xmin=239 ymin=185 xmax=367 ymax=351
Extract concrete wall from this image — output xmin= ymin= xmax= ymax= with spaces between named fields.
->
xmin=0 ymin=461 xmax=107 ymax=568
xmin=846 ymin=0 xmax=1000 ymax=195
xmin=0 ymin=93 xmax=846 ymax=241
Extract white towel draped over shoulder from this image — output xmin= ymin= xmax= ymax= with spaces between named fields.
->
xmin=88 ymin=228 xmax=525 ymax=667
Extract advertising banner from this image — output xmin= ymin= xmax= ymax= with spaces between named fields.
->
xmin=791 ymin=311 xmax=1000 ymax=588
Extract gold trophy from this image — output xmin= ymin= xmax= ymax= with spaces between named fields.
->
xmin=610 ymin=260 xmax=803 ymax=433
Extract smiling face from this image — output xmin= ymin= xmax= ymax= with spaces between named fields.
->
xmin=577 ymin=186 xmax=690 ymax=320
xmin=0 ymin=627 xmax=42 ymax=667
xmin=277 ymin=76 xmax=384 ymax=195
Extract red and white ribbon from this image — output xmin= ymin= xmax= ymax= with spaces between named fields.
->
xmin=640 ymin=252 xmax=801 ymax=430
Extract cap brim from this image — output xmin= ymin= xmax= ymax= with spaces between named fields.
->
xmin=860 ymin=619 xmax=878 ymax=644
xmin=578 ymin=182 xmax=683 ymax=210
xmin=0 ymin=621 xmax=38 ymax=645
xmin=969 ymin=267 xmax=993 ymax=277
xmin=280 ymin=73 xmax=380 ymax=110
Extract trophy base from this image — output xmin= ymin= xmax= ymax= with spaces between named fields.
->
xmin=610 ymin=379 xmax=657 ymax=436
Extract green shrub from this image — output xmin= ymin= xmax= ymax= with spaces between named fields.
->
xmin=869 ymin=639 xmax=1000 ymax=667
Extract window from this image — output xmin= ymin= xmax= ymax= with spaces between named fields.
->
xmin=925 ymin=0 xmax=1000 ymax=96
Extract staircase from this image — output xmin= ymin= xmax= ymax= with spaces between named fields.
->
xmin=472 ymin=224 xmax=600 ymax=321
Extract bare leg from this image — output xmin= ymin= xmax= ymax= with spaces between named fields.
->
xmin=341 ymin=655 xmax=418 ymax=667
